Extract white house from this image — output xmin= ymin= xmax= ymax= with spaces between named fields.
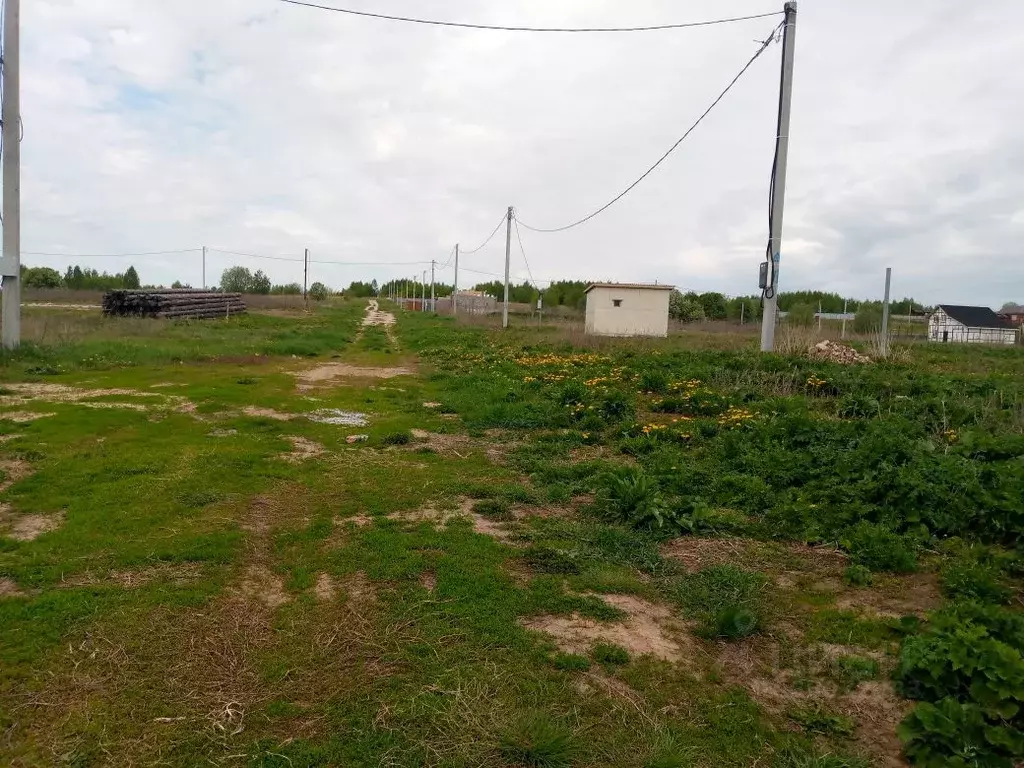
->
xmin=584 ymin=283 xmax=674 ymax=337
xmin=928 ymin=305 xmax=1017 ymax=345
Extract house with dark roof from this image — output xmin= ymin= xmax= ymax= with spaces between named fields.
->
xmin=928 ymin=305 xmax=1018 ymax=345
xmin=999 ymin=304 xmax=1024 ymax=328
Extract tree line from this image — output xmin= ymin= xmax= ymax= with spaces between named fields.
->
xmin=20 ymin=264 xmax=141 ymax=290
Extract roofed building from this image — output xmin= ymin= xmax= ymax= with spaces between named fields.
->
xmin=584 ymin=283 xmax=674 ymax=338
xmin=928 ymin=305 xmax=1017 ymax=345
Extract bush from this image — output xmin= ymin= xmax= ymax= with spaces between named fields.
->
xmin=841 ymin=522 xmax=917 ymax=573
xmin=308 ymin=281 xmax=330 ymax=301
xmin=381 ymin=431 xmax=411 ymax=446
xmin=706 ymin=604 xmax=759 ymax=640
xmin=854 ymin=306 xmax=883 ymax=334
xmin=843 ymin=564 xmax=874 ymax=587
xmin=787 ymin=302 xmax=816 ymax=327
xmin=941 ymin=560 xmax=1013 ymax=605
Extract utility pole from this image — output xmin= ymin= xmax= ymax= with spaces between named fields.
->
xmin=453 ymin=243 xmax=459 ymax=316
xmin=842 ymin=298 xmax=848 ymax=339
xmin=430 ymin=259 xmax=435 ymax=312
xmin=759 ymin=1 xmax=798 ymax=353
xmin=202 ymin=246 xmax=207 ymax=290
xmin=817 ymin=301 xmax=822 ymax=332
xmin=740 ymin=302 xmax=745 ymax=325
xmin=502 ymin=206 xmax=512 ymax=329
xmin=881 ymin=267 xmax=892 ymax=357
xmin=422 ymin=270 xmax=426 ymax=312
xmin=1 ymin=0 xmax=21 ymax=349
xmin=303 ymin=248 xmax=309 ymax=311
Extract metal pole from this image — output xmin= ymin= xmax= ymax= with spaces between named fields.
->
xmin=453 ymin=243 xmax=459 ymax=315
xmin=842 ymin=298 xmax=848 ymax=339
xmin=303 ymin=248 xmax=309 ymax=311
xmin=430 ymin=259 xmax=435 ymax=312
xmin=759 ymin=1 xmax=798 ymax=353
xmin=502 ymin=206 xmax=512 ymax=329
xmin=1 ymin=0 xmax=21 ymax=349
xmin=881 ymin=267 xmax=892 ymax=357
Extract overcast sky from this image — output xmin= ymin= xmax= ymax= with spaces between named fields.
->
xmin=17 ymin=0 xmax=1024 ymax=305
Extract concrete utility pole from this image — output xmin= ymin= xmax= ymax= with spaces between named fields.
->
xmin=430 ymin=259 xmax=435 ymax=312
xmin=502 ymin=206 xmax=512 ymax=329
xmin=881 ymin=267 xmax=892 ymax=357
xmin=1 ymin=0 xmax=21 ymax=349
xmin=842 ymin=298 xmax=848 ymax=339
xmin=303 ymin=248 xmax=310 ymax=311
xmin=453 ymin=243 xmax=459 ymax=315
xmin=759 ymin=1 xmax=798 ymax=353
xmin=421 ymin=270 xmax=426 ymax=312
xmin=202 ymin=246 xmax=207 ymax=289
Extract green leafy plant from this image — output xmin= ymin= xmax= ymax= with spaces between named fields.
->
xmin=706 ymin=604 xmax=759 ymax=640
xmin=841 ymin=522 xmax=917 ymax=573
xmin=941 ymin=560 xmax=1013 ymax=605
xmin=898 ymin=697 xmax=1024 ymax=767
xmin=598 ymin=467 xmax=671 ymax=530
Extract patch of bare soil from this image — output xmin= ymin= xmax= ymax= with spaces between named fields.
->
xmin=0 ymin=458 xmax=33 ymax=492
xmin=209 ymin=428 xmax=238 ymax=437
xmin=337 ymin=513 xmax=374 ymax=528
xmin=0 ymin=577 xmax=25 ymax=597
xmin=237 ymin=565 xmax=290 ymax=609
xmin=662 ymin=536 xmax=848 ymax=577
xmin=314 ymin=573 xmax=338 ymax=602
xmin=419 ymin=571 xmax=437 ymax=593
xmin=422 ymin=401 xmax=442 ymax=409
xmin=0 ymin=410 xmax=56 ymax=422
xmin=408 ymin=429 xmax=473 ymax=457
xmin=278 ymin=435 xmax=326 ymax=463
xmin=341 ymin=571 xmax=376 ymax=608
xmin=0 ymin=502 xmax=64 ymax=541
xmin=60 ymin=562 xmax=205 ymax=589
xmin=0 ymin=382 xmax=196 ymax=417
xmin=295 ymin=363 xmax=412 ymax=387
xmin=837 ymin=572 xmax=942 ymax=619
xmin=0 ymin=433 xmax=23 ymax=442
xmin=242 ymin=405 xmax=294 ymax=421
xmin=522 ymin=593 xmax=695 ymax=663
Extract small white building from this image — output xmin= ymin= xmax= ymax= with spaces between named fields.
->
xmin=928 ymin=305 xmax=1017 ymax=345
xmin=584 ymin=283 xmax=674 ymax=337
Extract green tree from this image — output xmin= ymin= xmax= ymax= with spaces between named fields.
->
xmin=271 ymin=283 xmax=302 ymax=295
xmin=220 ymin=266 xmax=253 ymax=293
xmin=21 ymin=266 xmax=62 ymax=288
xmin=787 ymin=302 xmax=816 ymax=327
xmin=669 ymin=290 xmax=705 ymax=322
xmin=697 ymin=292 xmax=728 ymax=320
xmin=123 ymin=265 xmax=140 ymax=289
xmin=251 ymin=270 xmax=271 ymax=295
xmin=309 ymin=281 xmax=330 ymax=301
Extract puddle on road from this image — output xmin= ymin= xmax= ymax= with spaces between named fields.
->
xmin=307 ymin=409 xmax=369 ymax=426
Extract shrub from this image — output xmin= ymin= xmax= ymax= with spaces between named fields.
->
xmin=308 ymin=281 xmax=330 ymax=301
xmin=941 ymin=560 xmax=1013 ymax=605
xmin=592 ymin=643 xmax=630 ymax=666
xmin=639 ymin=369 xmax=669 ymax=394
xmin=787 ymin=302 xmax=816 ymax=327
xmin=854 ymin=306 xmax=883 ymax=333
xmin=498 ymin=716 xmax=577 ymax=768
xmin=380 ymin=431 xmax=411 ymax=446
xmin=706 ymin=604 xmax=759 ymax=640
xmin=841 ymin=522 xmax=917 ymax=573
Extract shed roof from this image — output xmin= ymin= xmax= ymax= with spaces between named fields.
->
xmin=585 ymin=282 xmax=675 ymax=293
xmin=937 ymin=305 xmax=1014 ymax=329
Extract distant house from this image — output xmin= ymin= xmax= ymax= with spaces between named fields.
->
xmin=584 ymin=283 xmax=674 ymax=337
xmin=928 ymin=305 xmax=1017 ymax=345
xmin=999 ymin=304 xmax=1024 ymax=328
xmin=436 ymin=290 xmax=497 ymax=316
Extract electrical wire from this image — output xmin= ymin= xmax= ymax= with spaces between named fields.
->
xmin=208 ymin=247 xmax=430 ymax=266
xmin=460 ymin=212 xmax=508 ymax=255
xmin=438 ymin=244 xmax=457 ymax=270
xmin=515 ymin=20 xmax=784 ymax=234
xmin=512 ymin=215 xmax=543 ymax=291
xmin=762 ymin=22 xmax=788 ymax=301
xmin=22 ymin=248 xmax=202 ymax=258
xmin=275 ymin=0 xmax=781 ymax=34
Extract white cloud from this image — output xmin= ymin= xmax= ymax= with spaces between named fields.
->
xmin=11 ymin=0 xmax=1024 ymax=306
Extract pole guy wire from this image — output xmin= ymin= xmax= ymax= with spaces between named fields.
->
xmin=516 ymin=20 xmax=784 ymax=234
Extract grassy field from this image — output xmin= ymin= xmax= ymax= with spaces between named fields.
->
xmin=1 ymin=301 xmax=1022 ymax=767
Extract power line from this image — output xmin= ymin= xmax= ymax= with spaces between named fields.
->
xmin=209 ymin=247 xmax=430 ymax=266
xmin=23 ymin=248 xmax=202 ymax=258
xmin=461 ymin=212 xmax=508 ymax=255
xmin=513 ymin=215 xmax=542 ymax=290
xmin=275 ymin=0 xmax=781 ymax=34
xmin=516 ymin=21 xmax=784 ymax=234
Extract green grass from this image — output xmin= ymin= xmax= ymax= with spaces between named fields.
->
xmin=1 ymin=301 xmax=1021 ymax=767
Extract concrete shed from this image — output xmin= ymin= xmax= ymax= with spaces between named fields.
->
xmin=584 ymin=283 xmax=674 ymax=337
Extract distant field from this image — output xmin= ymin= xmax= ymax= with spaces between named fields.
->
xmin=0 ymin=301 xmax=1022 ymax=767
